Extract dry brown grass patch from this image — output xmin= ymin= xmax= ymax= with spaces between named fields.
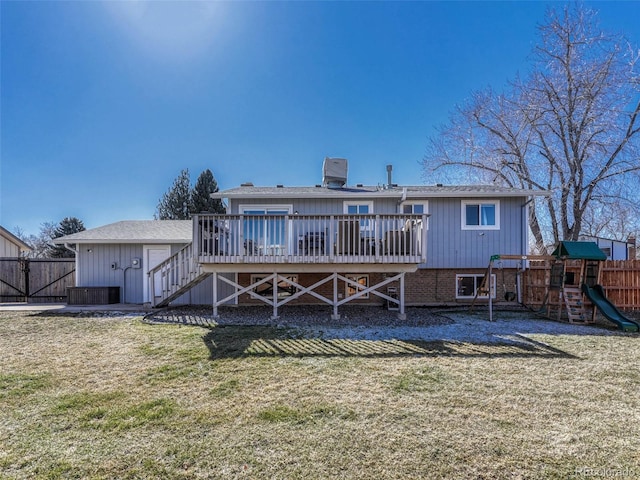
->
xmin=0 ymin=311 xmax=639 ymax=479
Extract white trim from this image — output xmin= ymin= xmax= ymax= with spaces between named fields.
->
xmin=455 ymin=273 xmax=496 ymax=299
xmin=238 ymin=204 xmax=293 ymax=214
xmin=399 ymin=201 xmax=427 ymax=214
xmin=214 ymin=189 xmax=550 ymax=200
xmin=400 ymin=201 xmax=429 ymax=230
xmin=343 ymin=201 xmax=374 ymax=214
xmin=143 ymin=245 xmax=171 ymax=303
xmin=461 ymin=200 xmax=500 ymax=230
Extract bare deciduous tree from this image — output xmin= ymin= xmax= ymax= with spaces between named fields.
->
xmin=423 ymin=4 xmax=640 ymax=252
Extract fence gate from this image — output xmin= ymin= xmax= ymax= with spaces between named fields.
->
xmin=0 ymin=258 xmax=76 ymax=303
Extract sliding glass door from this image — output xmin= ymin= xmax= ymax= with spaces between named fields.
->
xmin=242 ymin=206 xmax=291 ymax=255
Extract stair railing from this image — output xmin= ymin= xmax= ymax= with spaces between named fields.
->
xmin=148 ymin=242 xmax=203 ymax=307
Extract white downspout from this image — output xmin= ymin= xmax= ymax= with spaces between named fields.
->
xmin=397 ymin=187 xmax=407 ymax=210
xmin=64 ymin=243 xmax=80 ymax=287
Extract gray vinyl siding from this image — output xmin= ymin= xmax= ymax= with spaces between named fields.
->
xmin=1 ymin=238 xmax=21 ymax=257
xmin=77 ymin=243 xmax=236 ymax=304
xmin=231 ymin=195 xmax=527 ymax=270
xmin=76 ymin=244 xmax=145 ymax=303
xmin=425 ymin=197 xmax=527 ymax=269
xmin=231 ymin=197 xmax=400 ymax=215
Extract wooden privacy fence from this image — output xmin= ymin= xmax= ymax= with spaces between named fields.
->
xmin=0 ymin=258 xmax=76 ymax=303
xmin=600 ymin=260 xmax=640 ymax=310
xmin=523 ymin=259 xmax=640 ymax=311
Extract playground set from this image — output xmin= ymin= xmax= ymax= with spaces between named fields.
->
xmin=478 ymin=241 xmax=640 ymax=332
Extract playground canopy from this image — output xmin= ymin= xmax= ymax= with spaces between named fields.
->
xmin=552 ymin=241 xmax=607 ymax=261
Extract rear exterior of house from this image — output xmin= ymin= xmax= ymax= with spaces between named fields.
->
xmin=55 ymin=161 xmax=545 ymax=317
xmin=193 ymin=179 xmax=536 ymax=318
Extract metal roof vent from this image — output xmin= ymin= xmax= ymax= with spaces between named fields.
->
xmin=322 ymin=157 xmax=348 ymax=189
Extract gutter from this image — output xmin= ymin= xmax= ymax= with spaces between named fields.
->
xmin=211 ymin=189 xmax=551 ymax=200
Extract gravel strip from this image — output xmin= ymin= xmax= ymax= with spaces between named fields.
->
xmin=143 ymin=304 xmax=454 ymax=328
xmin=142 ymin=304 xmax=633 ymax=345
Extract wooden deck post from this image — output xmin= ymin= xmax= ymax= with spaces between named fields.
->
xmin=331 ymin=272 xmax=340 ymax=320
xmin=271 ymin=273 xmax=279 ymax=320
xmin=398 ymin=272 xmax=406 ymax=320
xmin=212 ymin=271 xmax=219 ymax=319
xmin=149 ymin=272 xmax=155 ymax=307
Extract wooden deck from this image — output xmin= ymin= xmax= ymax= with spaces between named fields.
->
xmin=193 ymin=213 xmax=427 ymax=271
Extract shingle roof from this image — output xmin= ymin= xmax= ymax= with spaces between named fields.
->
xmin=53 ymin=220 xmax=192 ymax=244
xmin=212 ymin=184 xmax=549 ymax=199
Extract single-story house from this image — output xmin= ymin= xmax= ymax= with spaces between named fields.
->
xmin=0 ymin=225 xmax=32 ymax=258
xmin=578 ymin=235 xmax=637 ymax=261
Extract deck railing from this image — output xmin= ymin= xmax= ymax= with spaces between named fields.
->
xmin=193 ymin=213 xmax=427 ymax=264
xmin=148 ymin=242 xmax=207 ymax=306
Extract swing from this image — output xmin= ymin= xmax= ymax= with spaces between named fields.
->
xmin=498 ymin=261 xmax=517 ymax=302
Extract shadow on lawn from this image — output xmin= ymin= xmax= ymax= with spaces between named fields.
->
xmin=201 ymin=326 xmax=577 ymax=360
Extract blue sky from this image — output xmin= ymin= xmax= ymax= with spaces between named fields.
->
xmin=2 ymin=1 xmax=639 ymax=235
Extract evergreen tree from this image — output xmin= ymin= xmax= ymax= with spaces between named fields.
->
xmin=155 ymin=169 xmax=193 ymax=220
xmin=49 ymin=217 xmax=85 ymax=258
xmin=191 ymin=169 xmax=225 ymax=214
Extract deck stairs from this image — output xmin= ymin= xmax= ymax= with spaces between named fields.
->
xmin=149 ymin=243 xmax=210 ymax=307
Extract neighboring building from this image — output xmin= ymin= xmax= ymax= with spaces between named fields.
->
xmin=578 ymin=235 xmax=637 ymax=261
xmin=0 ymin=225 xmax=32 ymax=257
xmin=55 ymin=160 xmax=547 ymax=317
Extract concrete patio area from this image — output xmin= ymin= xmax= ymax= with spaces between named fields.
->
xmin=0 ymin=302 xmax=153 ymax=313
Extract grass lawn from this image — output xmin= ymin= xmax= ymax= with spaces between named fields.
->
xmin=1 ymin=310 xmax=639 ymax=479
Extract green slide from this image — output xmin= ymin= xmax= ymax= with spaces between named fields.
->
xmin=581 ymin=284 xmax=640 ymax=333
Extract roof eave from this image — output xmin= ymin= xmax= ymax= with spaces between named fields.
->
xmin=53 ymin=238 xmax=191 ymax=245
xmin=212 ymin=189 xmax=551 ymax=199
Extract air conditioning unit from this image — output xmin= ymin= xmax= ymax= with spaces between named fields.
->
xmin=322 ymin=157 xmax=348 ymax=189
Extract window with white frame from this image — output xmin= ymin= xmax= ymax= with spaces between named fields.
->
xmin=401 ymin=202 xmax=428 ymax=230
xmin=251 ymin=274 xmax=298 ymax=299
xmin=344 ymin=201 xmax=373 ymax=231
xmin=345 ymin=274 xmax=369 ymax=299
xmin=401 ymin=202 xmax=427 ymax=215
xmin=456 ymin=274 xmax=496 ymax=299
xmin=461 ymin=200 xmax=500 ymax=230
xmin=343 ymin=201 xmax=373 ymax=215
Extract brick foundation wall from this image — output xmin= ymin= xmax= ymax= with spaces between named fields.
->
xmin=238 ymin=272 xmax=389 ymax=305
xmin=403 ymin=269 xmax=518 ymax=305
xmin=235 ymin=269 xmax=520 ymax=306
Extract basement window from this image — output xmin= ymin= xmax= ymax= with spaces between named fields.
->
xmin=456 ymin=274 xmax=496 ymax=299
xmin=346 ymin=275 xmax=369 ymax=299
xmin=251 ymin=275 xmax=298 ymax=299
